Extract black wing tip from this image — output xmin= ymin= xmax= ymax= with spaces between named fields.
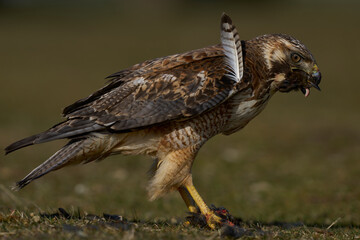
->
xmin=5 ymin=135 xmax=38 ymax=155
xmin=105 ymin=72 xmax=119 ymax=79
xmin=5 ymin=145 xmax=18 ymax=155
xmin=221 ymin=12 xmax=232 ymax=24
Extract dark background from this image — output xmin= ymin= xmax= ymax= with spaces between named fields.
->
xmin=1 ymin=0 xmax=359 ymax=225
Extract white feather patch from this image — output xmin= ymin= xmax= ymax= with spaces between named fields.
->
xmin=220 ymin=13 xmax=244 ymax=83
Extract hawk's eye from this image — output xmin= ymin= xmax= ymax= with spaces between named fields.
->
xmin=291 ymin=53 xmax=302 ymax=63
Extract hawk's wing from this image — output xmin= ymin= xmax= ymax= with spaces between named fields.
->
xmin=64 ymin=46 xmax=237 ymax=131
xmin=64 ymin=13 xmax=244 ymax=131
xmin=5 ymin=13 xmax=244 ymax=154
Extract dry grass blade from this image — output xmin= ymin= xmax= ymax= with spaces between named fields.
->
xmin=327 ymin=217 xmax=342 ymax=230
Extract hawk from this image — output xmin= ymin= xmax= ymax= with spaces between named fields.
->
xmin=5 ymin=13 xmax=321 ymax=229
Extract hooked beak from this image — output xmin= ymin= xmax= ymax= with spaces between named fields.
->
xmin=301 ymin=64 xmax=321 ymax=97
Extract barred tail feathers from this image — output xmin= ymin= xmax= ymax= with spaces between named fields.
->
xmin=14 ymin=133 xmax=119 ymax=190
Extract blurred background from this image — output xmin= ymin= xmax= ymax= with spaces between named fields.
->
xmin=1 ymin=0 xmax=359 ymax=225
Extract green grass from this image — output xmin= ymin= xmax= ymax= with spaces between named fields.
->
xmin=1 ymin=1 xmax=360 ymax=239
xmin=0 ymin=207 xmax=359 ymax=239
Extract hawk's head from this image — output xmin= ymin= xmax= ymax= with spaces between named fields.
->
xmin=260 ymin=34 xmax=321 ymax=97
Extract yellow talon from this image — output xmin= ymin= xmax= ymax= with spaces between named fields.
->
xmin=178 ymin=176 xmax=224 ymax=229
xmin=184 ymin=220 xmax=191 ymax=226
xmin=205 ymin=212 xmax=223 ymax=229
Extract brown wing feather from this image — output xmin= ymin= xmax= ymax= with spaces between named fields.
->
xmin=6 ymin=45 xmax=238 ymax=154
xmin=62 ymin=69 xmax=135 ymax=115
xmin=65 ymin=45 xmax=238 ymax=131
xmin=63 ymin=45 xmax=225 ymax=116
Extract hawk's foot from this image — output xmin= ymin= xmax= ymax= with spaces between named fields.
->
xmin=185 ymin=205 xmax=239 ymax=229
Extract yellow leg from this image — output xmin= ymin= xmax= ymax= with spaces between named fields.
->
xmin=178 ymin=187 xmax=198 ymax=213
xmin=182 ymin=176 xmax=222 ymax=229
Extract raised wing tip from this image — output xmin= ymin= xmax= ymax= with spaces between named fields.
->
xmin=221 ymin=13 xmax=232 ymax=24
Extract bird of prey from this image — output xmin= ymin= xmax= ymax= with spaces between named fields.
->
xmin=5 ymin=13 xmax=321 ymax=229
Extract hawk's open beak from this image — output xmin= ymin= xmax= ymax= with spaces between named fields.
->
xmin=301 ymin=64 xmax=321 ymax=97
